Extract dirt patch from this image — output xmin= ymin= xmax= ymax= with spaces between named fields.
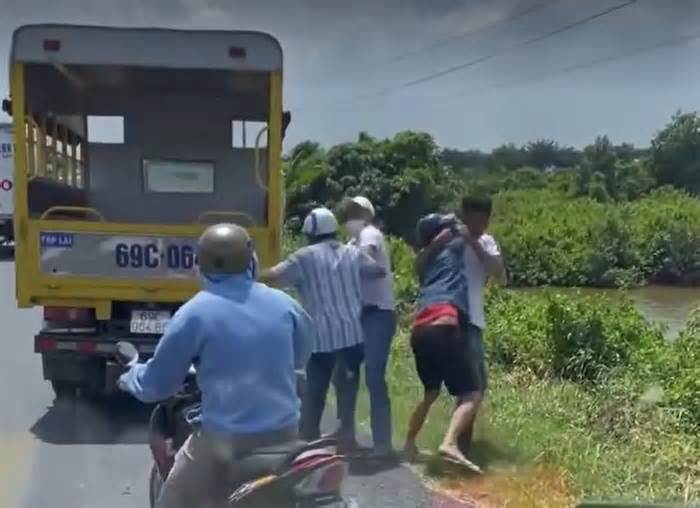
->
xmin=421 ymin=462 xmax=577 ymax=507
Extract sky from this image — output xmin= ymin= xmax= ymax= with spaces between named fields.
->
xmin=0 ymin=0 xmax=699 ymax=152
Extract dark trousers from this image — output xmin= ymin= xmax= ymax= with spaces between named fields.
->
xmin=300 ymin=344 xmax=364 ymax=442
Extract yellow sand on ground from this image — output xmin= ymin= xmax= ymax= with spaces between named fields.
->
xmin=408 ymin=453 xmax=577 ymax=508
xmin=0 ymin=433 xmax=34 ymax=508
xmin=437 ymin=463 xmax=576 ymax=508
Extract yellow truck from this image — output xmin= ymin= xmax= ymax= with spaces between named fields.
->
xmin=5 ymin=24 xmax=290 ymax=397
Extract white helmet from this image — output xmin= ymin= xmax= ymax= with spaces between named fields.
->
xmin=351 ymin=196 xmax=375 ymax=217
xmin=302 ymin=207 xmax=338 ymax=237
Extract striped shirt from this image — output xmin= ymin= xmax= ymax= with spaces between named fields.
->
xmin=273 ymin=240 xmax=375 ymax=353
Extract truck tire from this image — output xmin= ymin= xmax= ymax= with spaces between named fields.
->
xmin=51 ymin=380 xmax=77 ymax=400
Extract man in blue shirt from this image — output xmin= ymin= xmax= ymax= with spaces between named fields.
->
xmin=403 ymin=213 xmax=481 ymax=472
xmin=119 ymin=223 xmax=312 ymax=508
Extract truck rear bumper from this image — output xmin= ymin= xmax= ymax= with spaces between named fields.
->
xmin=35 ymin=332 xmax=158 ymax=394
xmin=35 ymin=332 xmax=157 ymax=356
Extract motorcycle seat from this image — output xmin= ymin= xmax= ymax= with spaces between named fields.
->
xmin=231 ymin=440 xmax=309 ymax=484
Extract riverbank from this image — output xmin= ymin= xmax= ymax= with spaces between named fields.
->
xmin=355 ymin=288 xmax=700 ymax=506
xmin=514 ymin=285 xmax=700 ymax=340
xmin=492 ymin=188 xmax=700 ymax=289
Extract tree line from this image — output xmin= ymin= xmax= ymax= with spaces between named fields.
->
xmin=284 ymin=110 xmax=700 ymax=243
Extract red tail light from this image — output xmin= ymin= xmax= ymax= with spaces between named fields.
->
xmin=43 ymin=39 xmax=61 ymax=52
xmin=36 ymin=337 xmax=57 ymax=352
xmin=316 ymin=462 xmax=346 ymax=492
xmin=43 ymin=307 xmax=94 ymax=322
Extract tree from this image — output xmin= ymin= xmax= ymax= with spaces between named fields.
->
xmin=650 ymin=111 xmax=700 ymax=195
xmin=284 ymin=131 xmax=463 ymax=242
xmin=586 ymin=136 xmax=618 ymax=198
xmin=489 ymin=143 xmax=527 ymax=171
xmin=284 ymin=141 xmax=326 ymax=191
xmin=525 ymin=139 xmax=561 ymax=169
xmin=616 ymin=161 xmax=655 ymax=200
xmin=440 ymin=148 xmax=488 ymax=171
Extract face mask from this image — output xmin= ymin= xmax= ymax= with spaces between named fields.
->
xmin=345 ymin=219 xmax=365 ymax=237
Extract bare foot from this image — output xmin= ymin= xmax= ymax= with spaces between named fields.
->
xmin=437 ymin=444 xmax=483 ymax=474
xmin=401 ymin=443 xmax=419 ymax=463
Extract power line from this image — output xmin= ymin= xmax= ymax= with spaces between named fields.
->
xmin=387 ymin=0 xmax=637 ymax=91
xmin=309 ymin=0 xmax=638 ymax=108
xmin=448 ymin=30 xmax=700 ymax=100
xmin=367 ymin=0 xmax=567 ymax=69
xmin=295 ymin=24 xmax=700 ymax=116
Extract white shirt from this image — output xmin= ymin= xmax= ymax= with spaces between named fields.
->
xmin=463 ymin=233 xmax=501 ymax=329
xmin=351 ymin=225 xmax=395 ymax=311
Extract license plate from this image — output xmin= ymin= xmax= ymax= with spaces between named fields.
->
xmin=130 ymin=310 xmax=171 ymax=335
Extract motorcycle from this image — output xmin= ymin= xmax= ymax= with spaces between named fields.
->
xmin=115 ymin=342 xmax=355 ymax=507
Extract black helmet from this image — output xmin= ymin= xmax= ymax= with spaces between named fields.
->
xmin=198 ymin=223 xmax=253 ymax=276
xmin=415 ymin=213 xmax=459 ymax=248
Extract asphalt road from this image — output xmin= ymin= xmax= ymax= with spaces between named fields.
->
xmin=0 ymin=260 xmax=434 ymax=508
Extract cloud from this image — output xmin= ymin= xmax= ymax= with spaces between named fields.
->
xmin=1 ymin=0 xmax=699 ymax=148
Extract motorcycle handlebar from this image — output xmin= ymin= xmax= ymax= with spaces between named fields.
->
xmin=115 ymin=341 xmax=139 ymax=367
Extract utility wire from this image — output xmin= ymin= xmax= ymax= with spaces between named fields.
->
xmin=450 ymin=29 xmax=700 ymax=100
xmin=366 ymin=0 xmax=567 ymax=69
xmin=297 ymin=26 xmax=700 ymax=115
xmin=317 ymin=0 xmax=638 ymax=107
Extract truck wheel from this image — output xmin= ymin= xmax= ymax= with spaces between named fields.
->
xmin=149 ymin=463 xmax=163 ymax=508
xmin=51 ymin=380 xmax=77 ymax=400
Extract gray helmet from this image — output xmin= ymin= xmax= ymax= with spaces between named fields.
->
xmin=198 ymin=223 xmax=253 ymax=275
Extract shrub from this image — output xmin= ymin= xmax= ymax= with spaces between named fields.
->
xmin=544 ymin=293 xmax=664 ymax=384
xmin=484 ymin=289 xmax=667 ymax=384
xmin=492 ymin=188 xmax=700 ymax=287
xmin=660 ymin=312 xmax=700 ymax=428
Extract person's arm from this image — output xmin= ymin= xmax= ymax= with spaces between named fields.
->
xmin=259 ymin=254 xmax=301 ymax=288
xmin=414 ymin=228 xmax=453 ymax=276
xmin=358 ymin=228 xmax=386 ymax=279
xmin=289 ymin=299 xmax=313 ymax=371
xmin=362 ymin=243 xmax=380 ymax=262
xmin=118 ymin=306 xmax=201 ymax=403
xmin=358 ymin=249 xmax=387 ymax=279
xmin=466 ymin=233 xmax=507 ymax=285
xmin=359 ymin=227 xmax=381 ymax=262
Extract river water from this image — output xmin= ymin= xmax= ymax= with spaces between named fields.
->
xmin=518 ymin=285 xmax=700 ymax=339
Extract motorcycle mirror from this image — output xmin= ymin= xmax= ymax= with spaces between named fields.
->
xmin=115 ymin=341 xmax=139 ymax=367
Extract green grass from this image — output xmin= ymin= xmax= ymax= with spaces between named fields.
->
xmin=356 ymin=333 xmax=700 ymax=506
xmin=284 ymin=231 xmax=700 ymax=505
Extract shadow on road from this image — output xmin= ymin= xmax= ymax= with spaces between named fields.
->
xmin=348 ymin=456 xmax=404 ymax=477
xmin=30 ymin=393 xmax=153 ymax=445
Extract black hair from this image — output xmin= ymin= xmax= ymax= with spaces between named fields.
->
xmin=415 ymin=213 xmax=459 ymax=248
xmin=461 ymin=194 xmax=493 ymax=216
